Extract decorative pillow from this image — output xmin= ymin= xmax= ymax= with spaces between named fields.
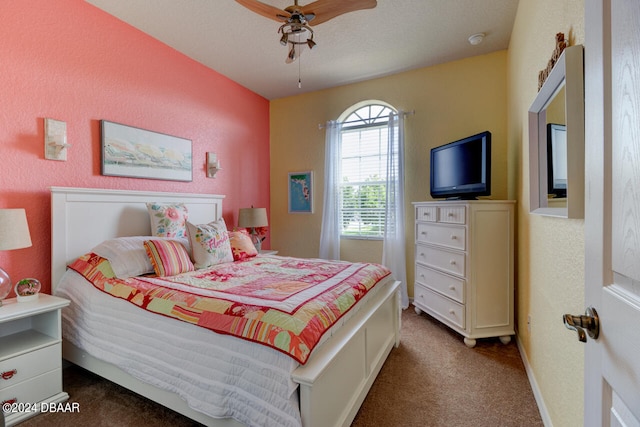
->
xmin=147 ymin=203 xmax=189 ymax=239
xmin=91 ymin=236 xmax=155 ymax=278
xmin=229 ymin=229 xmax=258 ymax=261
xmin=144 ymin=239 xmax=194 ymax=277
xmin=187 ymin=218 xmax=234 ymax=269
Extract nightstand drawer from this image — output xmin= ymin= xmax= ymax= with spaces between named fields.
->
xmin=414 ymin=284 xmax=465 ymax=329
xmin=0 ymin=344 xmax=61 ymax=390
xmin=416 ymin=222 xmax=466 ymax=250
xmin=416 ymin=206 xmax=437 ymax=222
xmin=438 ymin=206 xmax=466 ymax=224
xmin=0 ymin=369 xmax=62 ymax=406
xmin=415 ymin=265 xmax=465 ymax=304
xmin=415 ymin=244 xmax=466 ymax=278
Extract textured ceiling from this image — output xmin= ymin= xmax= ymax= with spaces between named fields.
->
xmin=85 ymin=0 xmax=519 ymax=100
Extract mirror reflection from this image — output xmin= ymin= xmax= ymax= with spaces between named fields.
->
xmin=544 ymin=85 xmax=566 ymax=208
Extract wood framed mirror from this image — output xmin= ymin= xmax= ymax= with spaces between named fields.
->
xmin=528 ymin=45 xmax=584 ymax=218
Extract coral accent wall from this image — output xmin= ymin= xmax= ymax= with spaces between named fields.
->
xmin=0 ymin=0 xmax=270 ymax=294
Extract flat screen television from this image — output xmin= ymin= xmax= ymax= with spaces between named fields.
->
xmin=546 ymin=123 xmax=567 ymax=198
xmin=430 ymin=131 xmax=491 ymax=200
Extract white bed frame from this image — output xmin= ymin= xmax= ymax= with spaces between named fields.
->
xmin=50 ymin=187 xmax=401 ymax=427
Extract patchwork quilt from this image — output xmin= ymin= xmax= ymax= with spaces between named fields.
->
xmin=68 ymin=254 xmax=391 ymax=364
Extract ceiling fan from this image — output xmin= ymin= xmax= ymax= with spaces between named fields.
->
xmin=236 ymin=0 xmax=377 ymax=63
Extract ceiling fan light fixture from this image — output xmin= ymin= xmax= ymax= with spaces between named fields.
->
xmin=236 ymin=0 xmax=378 ymax=63
xmin=287 ymin=45 xmax=297 ymax=62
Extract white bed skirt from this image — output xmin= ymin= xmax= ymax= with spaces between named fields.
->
xmin=56 ymin=269 xmax=302 ymax=427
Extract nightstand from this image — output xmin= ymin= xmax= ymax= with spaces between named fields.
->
xmin=1 ymin=294 xmax=70 ymax=426
xmin=258 ymin=250 xmax=278 ymax=255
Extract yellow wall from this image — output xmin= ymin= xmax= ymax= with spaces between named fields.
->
xmin=508 ymin=0 xmax=585 ymax=426
xmin=271 ymin=2 xmax=586 ymax=424
xmin=270 ymin=51 xmax=508 ymax=286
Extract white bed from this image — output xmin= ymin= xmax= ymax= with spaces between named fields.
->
xmin=51 ymin=187 xmax=401 ymax=427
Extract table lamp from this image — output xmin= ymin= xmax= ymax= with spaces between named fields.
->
xmin=0 ymin=209 xmax=33 ymax=306
xmin=238 ymin=207 xmax=268 ymax=252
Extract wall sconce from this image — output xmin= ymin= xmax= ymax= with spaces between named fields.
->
xmin=44 ymin=118 xmax=71 ymax=161
xmin=206 ymin=152 xmax=221 ymax=178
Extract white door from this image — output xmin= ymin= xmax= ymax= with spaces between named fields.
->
xmin=583 ymin=0 xmax=640 ymax=425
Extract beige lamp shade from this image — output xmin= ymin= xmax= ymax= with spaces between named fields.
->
xmin=0 ymin=209 xmax=32 ymax=250
xmin=238 ymin=208 xmax=268 ymax=228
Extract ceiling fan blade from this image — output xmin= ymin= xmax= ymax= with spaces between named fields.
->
xmin=235 ymin=0 xmax=290 ymax=22
xmin=301 ymin=0 xmax=377 ymax=26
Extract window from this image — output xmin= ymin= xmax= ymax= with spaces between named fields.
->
xmin=339 ymin=103 xmax=396 ymax=239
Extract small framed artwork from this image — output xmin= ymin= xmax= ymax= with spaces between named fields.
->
xmin=288 ymin=171 xmax=313 ymax=213
xmin=101 ymin=120 xmax=193 ymax=182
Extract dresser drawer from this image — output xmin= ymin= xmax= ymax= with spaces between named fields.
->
xmin=414 ymin=284 xmax=465 ymax=329
xmin=415 ymin=222 xmax=466 ymax=250
xmin=438 ymin=206 xmax=466 ymax=224
xmin=415 ymin=244 xmax=466 ymax=278
xmin=0 ymin=344 xmax=61 ymax=390
xmin=415 ymin=265 xmax=465 ymax=304
xmin=416 ymin=206 xmax=437 ymax=222
xmin=0 ymin=369 xmax=62 ymax=406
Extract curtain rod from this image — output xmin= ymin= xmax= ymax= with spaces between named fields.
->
xmin=318 ymin=110 xmax=415 ymax=130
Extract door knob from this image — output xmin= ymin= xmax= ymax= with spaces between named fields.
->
xmin=563 ymin=306 xmax=599 ymax=342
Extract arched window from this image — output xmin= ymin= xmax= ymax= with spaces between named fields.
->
xmin=339 ymin=102 xmax=396 ymax=239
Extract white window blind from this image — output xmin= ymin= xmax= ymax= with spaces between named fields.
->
xmin=339 ymin=105 xmax=394 ymax=239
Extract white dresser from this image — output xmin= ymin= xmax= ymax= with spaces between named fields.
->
xmin=412 ymin=200 xmax=515 ymax=347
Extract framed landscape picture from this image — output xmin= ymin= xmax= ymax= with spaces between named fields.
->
xmin=288 ymin=171 xmax=313 ymax=213
xmin=101 ymin=120 xmax=193 ymax=182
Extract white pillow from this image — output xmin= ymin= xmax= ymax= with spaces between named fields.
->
xmin=187 ymin=219 xmax=234 ymax=269
xmin=92 ymin=236 xmax=189 ymax=279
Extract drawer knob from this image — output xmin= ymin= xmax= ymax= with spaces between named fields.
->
xmin=449 ymin=260 xmax=456 ymax=265
xmin=450 ymin=234 xmax=457 ymax=240
xmin=423 ymin=212 xmax=430 ymax=216
xmin=449 ymin=309 xmax=456 ymax=315
xmin=448 ymin=212 xmax=454 ymax=217
xmin=1 ymin=369 xmax=17 ymax=380
xmin=421 ymin=231 xmax=427 ymax=235
xmin=449 ymin=285 xmax=456 ymax=291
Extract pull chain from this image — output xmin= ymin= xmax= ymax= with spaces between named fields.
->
xmin=298 ymin=47 xmax=302 ymax=88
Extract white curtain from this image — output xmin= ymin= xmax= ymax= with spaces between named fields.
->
xmin=383 ymin=111 xmax=409 ymax=309
xmin=319 ymin=120 xmax=342 ymax=260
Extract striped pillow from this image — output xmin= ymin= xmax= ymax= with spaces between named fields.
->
xmin=144 ymin=239 xmax=194 ymax=277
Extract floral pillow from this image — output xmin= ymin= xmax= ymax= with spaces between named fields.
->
xmin=186 ymin=218 xmax=234 ymax=269
xmin=147 ymin=203 xmax=189 ymax=239
xmin=144 ymin=239 xmax=194 ymax=277
xmin=229 ymin=229 xmax=258 ymax=261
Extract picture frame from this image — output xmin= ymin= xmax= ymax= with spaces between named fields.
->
xmin=288 ymin=171 xmax=313 ymax=213
xmin=101 ymin=120 xmax=193 ymax=182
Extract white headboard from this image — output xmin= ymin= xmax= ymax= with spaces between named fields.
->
xmin=51 ymin=187 xmax=224 ymax=290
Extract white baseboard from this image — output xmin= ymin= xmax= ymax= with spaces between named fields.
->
xmin=516 ymin=333 xmax=553 ymax=427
